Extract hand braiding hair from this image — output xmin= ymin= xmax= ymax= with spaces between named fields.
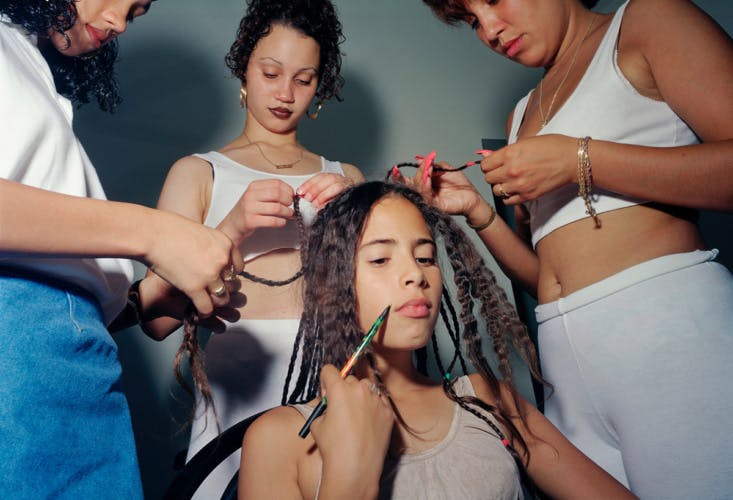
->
xmin=173 ymin=194 xmax=307 ymax=429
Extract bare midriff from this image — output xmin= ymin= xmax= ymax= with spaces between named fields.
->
xmin=233 ymin=248 xmax=304 ymax=319
xmin=535 ymin=204 xmax=705 ymax=304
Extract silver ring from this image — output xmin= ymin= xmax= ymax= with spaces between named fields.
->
xmin=211 ymin=284 xmax=227 ymax=298
xmin=368 ymin=382 xmax=381 ymax=396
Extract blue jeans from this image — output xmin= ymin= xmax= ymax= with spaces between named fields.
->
xmin=0 ymin=269 xmax=142 ymax=499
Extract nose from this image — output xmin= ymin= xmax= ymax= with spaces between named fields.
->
xmin=275 ymin=80 xmax=295 ymax=103
xmin=101 ymin=6 xmax=128 ymax=36
xmin=401 ymin=259 xmax=428 ymax=289
xmin=476 ymin=12 xmax=504 ymax=48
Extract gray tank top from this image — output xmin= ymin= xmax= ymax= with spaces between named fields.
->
xmin=292 ymin=376 xmax=523 ymax=499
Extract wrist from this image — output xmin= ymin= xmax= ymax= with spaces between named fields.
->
xmin=465 ymin=202 xmax=496 ymax=232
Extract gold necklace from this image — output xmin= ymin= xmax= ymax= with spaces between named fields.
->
xmin=538 ymin=14 xmax=597 ymax=128
xmin=243 ymin=132 xmax=304 ymax=170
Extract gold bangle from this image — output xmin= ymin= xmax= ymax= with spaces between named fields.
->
xmin=577 ymin=136 xmax=601 ymax=228
xmin=466 ymin=206 xmax=496 ymax=232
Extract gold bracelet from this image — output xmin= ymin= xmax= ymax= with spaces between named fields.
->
xmin=466 ymin=205 xmax=496 ymax=232
xmin=577 ymin=136 xmax=601 ymax=228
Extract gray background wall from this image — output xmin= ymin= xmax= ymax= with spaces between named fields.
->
xmin=73 ymin=1 xmax=732 ymax=497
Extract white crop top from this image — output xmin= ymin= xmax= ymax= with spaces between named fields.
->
xmin=195 ymin=151 xmax=345 ymax=262
xmin=508 ymin=0 xmax=699 ymax=248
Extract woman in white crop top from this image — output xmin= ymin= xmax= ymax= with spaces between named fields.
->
xmin=141 ymin=1 xmax=363 ymax=497
xmin=418 ymin=1 xmax=733 ymax=498
xmin=238 ymin=182 xmax=633 ymax=499
xmin=0 ymin=1 xmax=247 ymax=498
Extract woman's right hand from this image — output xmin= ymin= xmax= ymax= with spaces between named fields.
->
xmin=143 ymin=209 xmax=243 ymax=317
xmin=311 ymin=365 xmax=394 ymax=499
xmin=391 ymin=159 xmax=494 ymax=227
xmin=217 ymin=178 xmax=296 ymax=245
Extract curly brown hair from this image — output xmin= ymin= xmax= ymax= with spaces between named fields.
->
xmin=225 ymin=0 xmax=345 ymax=103
xmin=1 ymin=0 xmax=152 ymax=112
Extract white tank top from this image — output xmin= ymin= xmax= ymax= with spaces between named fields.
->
xmin=195 ymin=151 xmax=345 ymax=262
xmin=508 ymin=0 xmax=699 ymax=248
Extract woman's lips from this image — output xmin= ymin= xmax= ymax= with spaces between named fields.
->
xmin=85 ymin=25 xmax=107 ymax=49
xmin=396 ymin=299 xmax=431 ymax=318
xmin=503 ymin=36 xmax=522 ymax=58
xmin=270 ymin=107 xmax=293 ymax=119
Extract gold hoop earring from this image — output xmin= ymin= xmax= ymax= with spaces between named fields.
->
xmin=307 ymin=100 xmax=323 ymax=120
xmin=239 ymin=87 xmax=247 ymax=109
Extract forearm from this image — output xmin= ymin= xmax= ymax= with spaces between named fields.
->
xmin=589 ymin=139 xmax=733 ymax=211
xmin=0 ymin=179 xmax=157 ymax=260
xmin=466 ymin=201 xmax=539 ymax=296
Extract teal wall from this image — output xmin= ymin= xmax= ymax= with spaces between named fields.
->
xmin=73 ymin=1 xmax=732 ymax=497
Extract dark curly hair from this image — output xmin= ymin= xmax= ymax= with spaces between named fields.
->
xmin=422 ymin=0 xmax=599 ymax=26
xmin=225 ymin=0 xmax=345 ymax=103
xmin=1 ymin=0 xmax=156 ymax=112
xmin=282 ymin=181 xmax=546 ymax=477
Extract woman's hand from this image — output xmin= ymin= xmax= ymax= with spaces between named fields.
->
xmin=480 ymin=134 xmax=577 ymax=205
xmin=297 ymin=172 xmax=356 ymax=209
xmin=217 ymin=179 xmax=296 ymax=245
xmin=311 ymin=365 xmax=393 ymax=500
xmin=143 ymin=209 xmax=243 ymax=317
xmin=391 ymin=158 xmax=493 ymax=228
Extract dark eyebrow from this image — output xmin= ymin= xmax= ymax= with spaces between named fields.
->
xmin=359 ymin=237 xmax=436 ymax=249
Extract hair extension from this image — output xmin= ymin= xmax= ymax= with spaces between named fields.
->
xmin=226 ymin=0 xmax=345 ymax=103
xmin=282 ymin=181 xmax=548 ymax=481
xmin=174 ymin=194 xmax=307 ymax=428
xmin=1 ymin=0 xmax=130 ymax=111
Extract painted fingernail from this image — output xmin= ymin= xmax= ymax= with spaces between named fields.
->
xmin=475 ymin=149 xmax=493 ymax=155
xmin=391 ymin=165 xmax=400 ymax=178
xmin=465 ymin=160 xmax=478 ymax=167
xmin=414 ymin=154 xmax=424 ymax=160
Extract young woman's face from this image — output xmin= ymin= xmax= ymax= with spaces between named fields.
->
xmin=461 ymin=0 xmax=559 ymax=68
xmin=244 ymin=24 xmax=320 ymax=135
xmin=49 ymin=0 xmax=152 ymax=57
xmin=354 ymin=195 xmax=443 ymax=352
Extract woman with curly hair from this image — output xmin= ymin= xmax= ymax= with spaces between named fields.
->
xmin=238 ymin=181 xmax=633 ymax=499
xmin=0 ymin=1 xmax=247 ymax=497
xmin=139 ymin=0 xmax=363 ymax=496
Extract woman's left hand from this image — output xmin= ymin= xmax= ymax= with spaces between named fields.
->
xmin=297 ymin=173 xmax=355 ymax=209
xmin=481 ymin=134 xmax=578 ymax=205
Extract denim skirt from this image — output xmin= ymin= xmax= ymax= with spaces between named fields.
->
xmin=0 ymin=269 xmax=142 ymax=499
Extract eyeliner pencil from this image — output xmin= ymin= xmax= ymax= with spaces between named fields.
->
xmin=298 ymin=305 xmax=391 ymax=438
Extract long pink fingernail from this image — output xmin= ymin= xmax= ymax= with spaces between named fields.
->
xmin=422 ymin=150 xmax=437 ymax=185
xmin=391 ymin=165 xmax=400 ymax=178
xmin=475 ymin=149 xmax=493 ymax=155
xmin=414 ymin=154 xmax=424 ymax=160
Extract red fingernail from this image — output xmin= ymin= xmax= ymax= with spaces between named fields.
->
xmin=414 ymin=154 xmax=424 ymax=160
xmin=391 ymin=165 xmax=400 ymax=178
xmin=422 ymin=150 xmax=437 ymax=185
xmin=475 ymin=149 xmax=493 ymax=155
xmin=466 ymin=160 xmax=477 ymax=167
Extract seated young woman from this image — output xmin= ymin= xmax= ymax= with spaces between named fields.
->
xmin=237 ymin=181 xmax=635 ymax=499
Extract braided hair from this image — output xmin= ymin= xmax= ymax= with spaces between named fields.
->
xmin=282 ymin=181 xmax=546 ymax=477
xmin=0 ymin=0 xmax=136 ymax=111
xmin=226 ymin=0 xmax=345 ymax=104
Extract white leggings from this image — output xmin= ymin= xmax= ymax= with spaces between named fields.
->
xmin=536 ymin=250 xmax=733 ymax=500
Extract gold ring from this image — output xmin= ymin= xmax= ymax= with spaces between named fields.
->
xmin=497 ymin=184 xmax=510 ymax=199
xmin=211 ymin=284 xmax=227 ymax=298
xmin=221 ymin=264 xmax=237 ymax=282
